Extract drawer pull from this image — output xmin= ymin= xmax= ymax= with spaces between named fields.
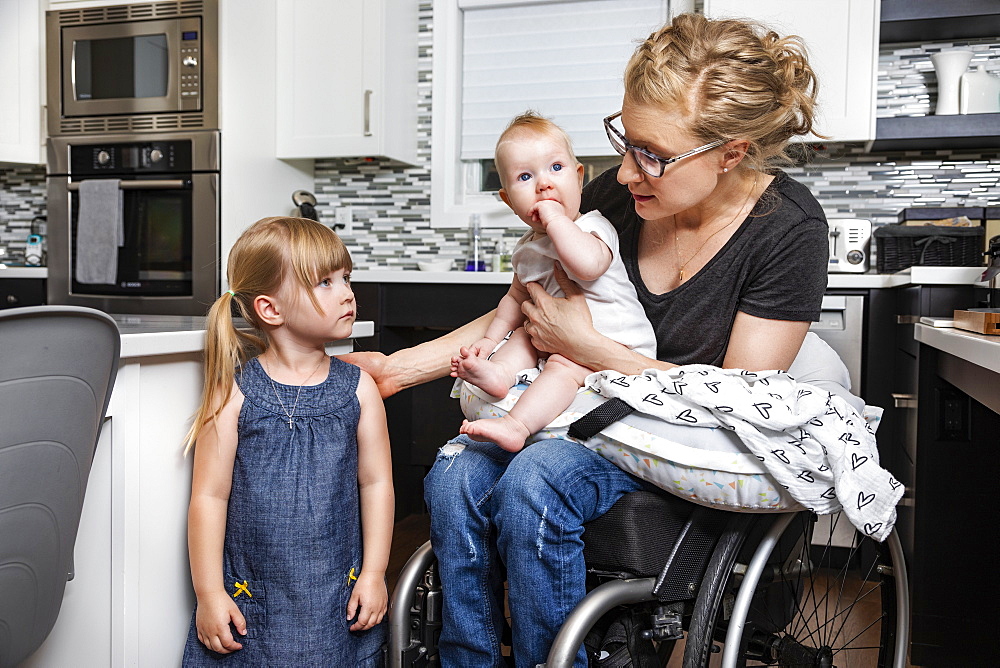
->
xmin=896 ymin=315 xmax=920 ymax=325
xmin=892 ymin=393 xmax=917 ymax=409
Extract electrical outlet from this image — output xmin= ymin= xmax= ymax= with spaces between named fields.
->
xmin=334 ymin=207 xmax=353 ymax=235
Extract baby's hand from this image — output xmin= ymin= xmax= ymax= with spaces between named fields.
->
xmin=347 ymin=571 xmax=388 ymax=631
xmin=467 ymin=337 xmax=497 ymax=360
xmin=195 ymin=590 xmax=246 ymax=654
xmin=531 ymin=199 xmax=568 ymax=227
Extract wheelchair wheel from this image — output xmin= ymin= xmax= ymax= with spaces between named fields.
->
xmin=683 ymin=511 xmax=908 ymax=668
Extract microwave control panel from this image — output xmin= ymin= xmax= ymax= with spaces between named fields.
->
xmin=179 ymin=24 xmax=202 ymax=110
xmin=69 ymin=140 xmax=193 ymax=175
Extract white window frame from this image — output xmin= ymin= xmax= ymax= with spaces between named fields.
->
xmin=430 ymin=0 xmax=681 ymax=228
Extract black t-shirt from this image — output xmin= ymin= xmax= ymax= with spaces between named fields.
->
xmin=580 ymin=168 xmax=829 ymax=366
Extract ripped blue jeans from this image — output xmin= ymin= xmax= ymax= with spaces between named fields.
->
xmin=424 ymin=434 xmax=644 ymax=667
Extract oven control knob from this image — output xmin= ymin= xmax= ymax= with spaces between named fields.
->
xmin=97 ymin=150 xmax=111 ymax=165
xmin=149 ymin=148 xmax=164 ymax=163
xmin=183 ymin=55 xmax=198 ymax=68
xmin=846 ymin=249 xmax=865 ymax=265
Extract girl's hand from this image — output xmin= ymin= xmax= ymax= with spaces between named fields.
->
xmin=531 ymin=199 xmax=567 ymax=227
xmin=347 ymin=571 xmax=388 ymax=631
xmin=195 ymin=590 xmax=246 ymax=654
xmin=521 ymin=262 xmax=597 ymax=357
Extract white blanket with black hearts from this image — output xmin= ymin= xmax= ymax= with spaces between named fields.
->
xmin=585 ymin=365 xmax=904 ymax=542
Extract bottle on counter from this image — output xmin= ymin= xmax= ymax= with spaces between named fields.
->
xmin=465 ymin=214 xmax=486 ymax=272
xmin=492 ymin=239 xmax=513 ymax=272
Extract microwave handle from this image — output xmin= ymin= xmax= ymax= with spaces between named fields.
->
xmin=68 ymin=179 xmax=190 ymax=191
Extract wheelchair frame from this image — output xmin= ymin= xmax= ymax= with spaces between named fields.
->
xmin=389 ymin=510 xmax=910 ymax=668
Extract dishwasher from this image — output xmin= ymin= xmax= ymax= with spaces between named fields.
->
xmin=808 ymin=293 xmax=867 ymax=548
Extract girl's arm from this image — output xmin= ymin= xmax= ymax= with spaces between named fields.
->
xmin=348 ymin=369 xmax=394 ymax=631
xmin=535 ymin=200 xmax=613 ymax=281
xmin=481 ymin=277 xmax=531 ymax=344
xmin=187 ymin=384 xmax=246 ymax=654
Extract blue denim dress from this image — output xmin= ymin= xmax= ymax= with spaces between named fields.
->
xmin=182 ymin=356 xmax=385 ymax=666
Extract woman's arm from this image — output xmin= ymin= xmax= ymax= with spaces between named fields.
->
xmin=339 ymin=309 xmax=495 ymax=398
xmin=522 ymin=264 xmax=811 ymax=375
xmin=188 ymin=385 xmax=246 ymax=654
xmin=350 ymin=370 xmax=394 ymax=631
xmin=723 ymin=312 xmax=810 ymax=371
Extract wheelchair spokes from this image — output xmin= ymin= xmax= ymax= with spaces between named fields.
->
xmin=702 ymin=512 xmax=903 ymax=668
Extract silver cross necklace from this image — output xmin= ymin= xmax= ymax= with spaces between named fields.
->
xmin=262 ymin=355 xmax=327 ymax=429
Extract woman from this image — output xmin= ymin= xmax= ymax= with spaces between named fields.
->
xmin=349 ymin=13 xmax=828 ymax=666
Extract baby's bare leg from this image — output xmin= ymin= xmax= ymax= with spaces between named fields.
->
xmin=461 ymin=354 xmax=591 ymax=452
xmin=456 ymin=327 xmax=537 ymax=398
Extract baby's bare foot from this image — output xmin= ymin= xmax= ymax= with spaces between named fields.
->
xmin=460 ymin=417 xmax=531 ymax=453
xmin=456 ymin=355 xmax=513 ymax=398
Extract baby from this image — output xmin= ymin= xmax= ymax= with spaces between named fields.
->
xmin=452 ymin=111 xmax=656 ymax=452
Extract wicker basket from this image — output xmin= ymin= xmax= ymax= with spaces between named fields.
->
xmin=874 ymin=224 xmax=984 ymax=274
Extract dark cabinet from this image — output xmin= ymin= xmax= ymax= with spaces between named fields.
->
xmin=352 ymin=281 xmax=509 ymax=518
xmin=0 ymin=278 xmax=46 ymax=310
xmin=908 ymin=341 xmax=1000 ymax=665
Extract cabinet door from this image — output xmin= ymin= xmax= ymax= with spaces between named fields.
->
xmin=703 ymin=0 xmax=879 ymax=143
xmin=0 ymin=0 xmax=44 ymax=165
xmin=275 ymin=0 xmax=382 ymax=158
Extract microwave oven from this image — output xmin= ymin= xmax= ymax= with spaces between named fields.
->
xmin=46 ymin=0 xmax=218 ymax=136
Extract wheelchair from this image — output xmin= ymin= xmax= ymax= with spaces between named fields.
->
xmin=388 ymin=489 xmax=909 ymax=668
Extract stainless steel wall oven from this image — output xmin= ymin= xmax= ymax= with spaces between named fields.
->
xmin=47 ymin=131 xmax=219 ymax=316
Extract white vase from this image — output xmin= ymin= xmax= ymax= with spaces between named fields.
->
xmin=931 ymin=50 xmax=974 ymax=115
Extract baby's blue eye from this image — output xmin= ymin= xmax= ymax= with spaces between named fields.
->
xmin=517 ymin=173 xmax=531 ymax=182
xmin=343 ymin=274 xmax=352 ymax=285
xmin=319 ymin=278 xmax=332 ymax=287
xmin=552 ymin=163 xmax=563 ymax=172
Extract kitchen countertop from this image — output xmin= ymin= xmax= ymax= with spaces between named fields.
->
xmin=7 ymin=265 xmax=986 ymax=288
xmin=351 ymin=266 xmax=987 ymax=289
xmin=914 ymin=322 xmax=1000 ymax=375
xmin=112 ymin=314 xmax=375 ymax=359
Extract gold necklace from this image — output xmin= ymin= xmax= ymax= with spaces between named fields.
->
xmin=263 ymin=355 xmax=327 ymax=429
xmin=675 ymin=174 xmax=758 ymax=282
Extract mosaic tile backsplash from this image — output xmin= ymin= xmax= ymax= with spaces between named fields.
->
xmin=2 ymin=10 xmax=998 ymax=269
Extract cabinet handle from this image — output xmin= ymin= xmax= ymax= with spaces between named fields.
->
xmin=363 ymin=89 xmax=372 ymax=137
xmin=896 ymin=315 xmax=920 ymax=325
xmin=892 ymin=393 xmax=917 ymax=409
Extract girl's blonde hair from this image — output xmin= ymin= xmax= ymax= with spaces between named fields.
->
xmin=624 ymin=12 xmax=823 ymax=172
xmin=183 ymin=216 xmax=352 ymax=453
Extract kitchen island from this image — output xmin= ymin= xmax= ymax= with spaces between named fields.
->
xmin=22 ymin=315 xmax=374 ymax=668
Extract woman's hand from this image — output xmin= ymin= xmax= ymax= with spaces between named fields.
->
xmin=195 ymin=590 xmax=246 ymax=654
xmin=347 ymin=571 xmax=388 ymax=632
xmin=521 ymin=262 xmax=598 ymax=358
xmin=337 ymin=351 xmax=403 ymax=399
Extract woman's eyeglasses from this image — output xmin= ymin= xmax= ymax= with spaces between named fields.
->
xmin=603 ymin=112 xmax=728 ymax=178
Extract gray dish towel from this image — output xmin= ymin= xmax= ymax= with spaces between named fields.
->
xmin=75 ymin=179 xmax=124 ymax=285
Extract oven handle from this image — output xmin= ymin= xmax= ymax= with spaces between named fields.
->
xmin=67 ymin=179 xmax=191 ymax=191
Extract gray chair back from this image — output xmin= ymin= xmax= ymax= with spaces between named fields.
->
xmin=0 ymin=306 xmax=119 ymax=668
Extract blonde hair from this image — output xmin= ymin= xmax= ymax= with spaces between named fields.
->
xmin=183 ymin=216 xmax=352 ymax=453
xmin=495 ymin=111 xmax=579 ymax=187
xmin=624 ymin=12 xmax=822 ymax=171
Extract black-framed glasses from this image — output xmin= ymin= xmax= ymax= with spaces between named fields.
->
xmin=604 ymin=111 xmax=728 ymax=178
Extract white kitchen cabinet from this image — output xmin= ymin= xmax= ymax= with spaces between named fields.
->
xmin=703 ymin=0 xmax=879 ymax=143
xmin=0 ymin=0 xmax=45 ymax=165
xmin=274 ymin=0 xmax=418 ymax=164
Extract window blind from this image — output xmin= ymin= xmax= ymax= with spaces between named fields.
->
xmin=460 ymin=0 xmax=668 ymax=160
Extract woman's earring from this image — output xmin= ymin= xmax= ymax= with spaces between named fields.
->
xmin=723 ymin=167 xmax=729 ymax=173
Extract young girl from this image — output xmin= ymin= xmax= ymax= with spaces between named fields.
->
xmin=181 ymin=217 xmax=392 ymax=666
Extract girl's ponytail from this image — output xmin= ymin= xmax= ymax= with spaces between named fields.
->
xmin=182 ymin=290 xmax=264 ymax=454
